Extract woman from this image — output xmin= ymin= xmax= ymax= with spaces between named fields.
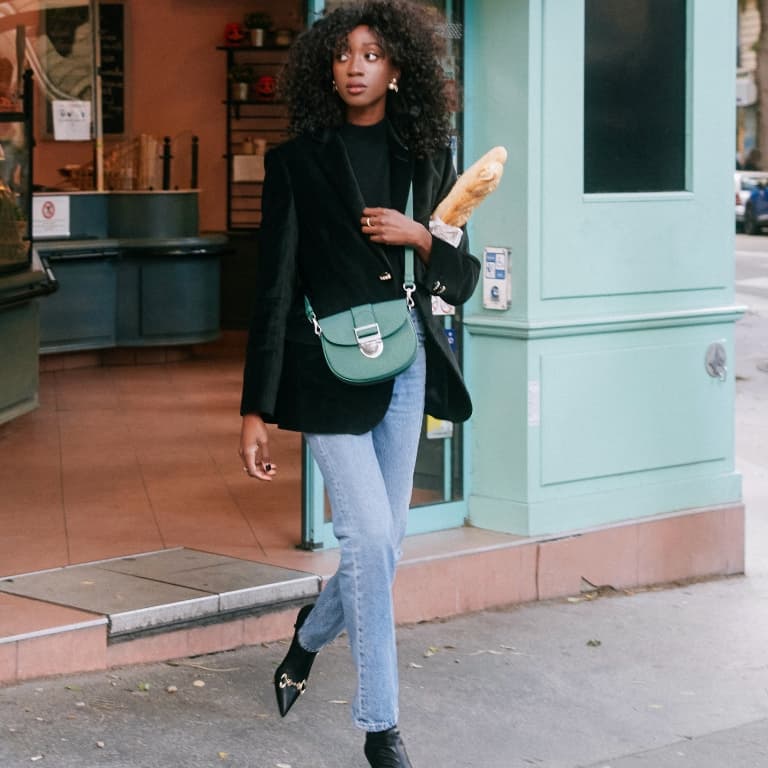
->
xmin=238 ymin=2 xmax=479 ymax=765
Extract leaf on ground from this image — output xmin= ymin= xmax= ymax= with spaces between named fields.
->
xmin=408 ymin=662 xmax=423 ymax=669
xmin=193 ymin=680 xmax=206 ymax=688
xmin=469 ymin=649 xmax=503 ymax=656
xmin=586 ymin=639 xmax=602 ymax=647
xmin=218 ymin=752 xmax=229 ymax=760
xmin=137 ymin=682 xmax=151 ymax=691
xmin=328 ymin=699 xmax=348 ymax=705
xmin=96 ymin=741 xmax=105 ymax=749
xmin=276 ymin=763 xmax=292 ymax=768
xmin=423 ymin=646 xmax=440 ymax=658
xmin=65 ymin=685 xmax=81 ymax=691
xmin=166 ymin=686 xmax=178 ymax=694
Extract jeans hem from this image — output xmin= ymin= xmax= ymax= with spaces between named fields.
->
xmin=296 ymin=628 xmax=322 ymax=655
xmin=355 ymin=717 xmax=398 ymax=732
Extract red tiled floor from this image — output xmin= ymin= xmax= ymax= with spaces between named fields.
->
xmin=0 ymin=352 xmax=305 ymax=581
xmin=0 ymin=592 xmax=103 ymax=640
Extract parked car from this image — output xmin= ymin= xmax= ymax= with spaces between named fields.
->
xmin=737 ymin=170 xmax=768 ymax=233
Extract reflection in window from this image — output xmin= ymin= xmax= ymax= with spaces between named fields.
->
xmin=584 ymin=0 xmax=687 ymax=193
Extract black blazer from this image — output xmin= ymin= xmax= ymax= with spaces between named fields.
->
xmin=240 ymin=124 xmax=481 ymax=434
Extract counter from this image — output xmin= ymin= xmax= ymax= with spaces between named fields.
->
xmin=30 ymin=190 xmax=230 ymax=354
xmin=36 ymin=234 xmax=229 ymax=353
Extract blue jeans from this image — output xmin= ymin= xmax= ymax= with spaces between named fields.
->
xmin=299 ymin=310 xmax=426 ymax=732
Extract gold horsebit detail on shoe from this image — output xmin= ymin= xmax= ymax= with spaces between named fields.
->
xmin=279 ymin=673 xmax=307 ymax=694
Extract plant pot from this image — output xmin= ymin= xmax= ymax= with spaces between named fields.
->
xmin=231 ymin=82 xmax=250 ymax=101
xmin=250 ymin=28 xmax=265 ymax=47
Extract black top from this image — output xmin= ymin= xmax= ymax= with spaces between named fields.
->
xmin=340 ymin=119 xmax=391 ymax=208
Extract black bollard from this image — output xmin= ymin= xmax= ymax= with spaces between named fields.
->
xmin=191 ymin=135 xmax=199 ymax=189
xmin=161 ymin=136 xmax=173 ymax=190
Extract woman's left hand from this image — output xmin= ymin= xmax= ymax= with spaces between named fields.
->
xmin=362 ymin=207 xmax=432 ymax=262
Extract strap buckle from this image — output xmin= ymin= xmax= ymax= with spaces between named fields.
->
xmin=403 ymin=281 xmax=416 ymax=309
xmin=309 ymin=310 xmax=322 ymax=336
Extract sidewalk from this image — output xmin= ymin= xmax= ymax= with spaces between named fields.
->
xmin=0 ymin=564 xmax=766 ymax=768
xmin=0 ymin=312 xmax=765 ymax=767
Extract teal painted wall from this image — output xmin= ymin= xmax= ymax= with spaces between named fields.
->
xmin=463 ymin=0 xmax=742 ymax=536
xmin=464 ymin=0 xmax=531 ymax=319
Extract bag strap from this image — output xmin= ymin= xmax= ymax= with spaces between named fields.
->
xmin=403 ymin=184 xmax=415 ymax=309
xmin=306 ymin=182 xmax=416 ymax=332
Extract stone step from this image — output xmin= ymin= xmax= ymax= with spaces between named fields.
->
xmin=0 ymin=548 xmax=319 ymax=640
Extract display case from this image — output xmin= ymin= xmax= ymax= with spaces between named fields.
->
xmin=0 ymin=69 xmax=56 ymax=426
xmin=0 ymin=69 xmax=32 ymax=276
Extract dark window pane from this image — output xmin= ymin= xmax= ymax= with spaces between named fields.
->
xmin=584 ymin=0 xmax=687 ymax=193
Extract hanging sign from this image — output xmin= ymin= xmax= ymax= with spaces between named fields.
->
xmin=52 ymin=100 xmax=91 ymax=141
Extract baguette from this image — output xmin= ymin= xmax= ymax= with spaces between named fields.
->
xmin=433 ymin=146 xmax=508 ymax=227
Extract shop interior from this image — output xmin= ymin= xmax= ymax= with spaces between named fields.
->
xmin=0 ymin=0 xmax=516 ymax=670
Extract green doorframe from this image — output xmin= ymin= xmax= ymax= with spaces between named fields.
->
xmin=299 ymin=0 xmax=470 ymax=549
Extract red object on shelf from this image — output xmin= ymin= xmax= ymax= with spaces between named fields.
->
xmin=254 ymin=75 xmax=276 ymax=99
xmin=224 ymin=22 xmax=246 ymax=45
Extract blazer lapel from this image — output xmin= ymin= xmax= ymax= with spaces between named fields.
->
xmin=312 ymin=129 xmax=367 ymax=225
xmin=311 ymin=124 xmax=415 ymax=274
xmin=388 ymin=123 xmax=414 ymax=215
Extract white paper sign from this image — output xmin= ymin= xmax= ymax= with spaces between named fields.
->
xmin=52 ymin=100 xmax=91 ymax=141
xmin=527 ymin=380 xmax=541 ymax=427
xmin=33 ymin=195 xmax=70 ymax=238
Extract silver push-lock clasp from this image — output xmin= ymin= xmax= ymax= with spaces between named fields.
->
xmin=354 ymin=322 xmax=384 ymax=358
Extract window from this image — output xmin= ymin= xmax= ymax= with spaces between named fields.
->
xmin=584 ymin=0 xmax=687 ymax=193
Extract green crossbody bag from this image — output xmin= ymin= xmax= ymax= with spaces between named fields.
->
xmin=304 ymin=185 xmax=418 ymax=386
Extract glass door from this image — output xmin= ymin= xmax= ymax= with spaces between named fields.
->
xmin=302 ymin=0 xmax=467 ymax=548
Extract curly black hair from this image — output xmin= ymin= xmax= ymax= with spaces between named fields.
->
xmin=279 ymin=0 xmax=452 ymax=157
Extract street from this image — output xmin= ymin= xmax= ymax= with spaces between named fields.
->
xmin=736 ymin=232 xmax=768 ymax=319
xmin=0 ymin=238 xmax=765 ymax=768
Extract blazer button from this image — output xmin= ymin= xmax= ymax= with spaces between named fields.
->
xmin=431 ymin=280 xmax=446 ymax=295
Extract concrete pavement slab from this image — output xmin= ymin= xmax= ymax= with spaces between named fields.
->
xmin=580 ymin=719 xmax=768 ymax=767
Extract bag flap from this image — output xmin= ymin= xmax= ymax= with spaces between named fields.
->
xmin=320 ymin=300 xmax=410 ymax=346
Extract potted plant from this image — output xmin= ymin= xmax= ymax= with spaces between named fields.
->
xmin=244 ymin=11 xmax=271 ymax=47
xmin=229 ymin=63 xmax=254 ymax=101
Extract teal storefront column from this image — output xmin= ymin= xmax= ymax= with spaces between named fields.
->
xmin=463 ymin=0 xmax=743 ymax=537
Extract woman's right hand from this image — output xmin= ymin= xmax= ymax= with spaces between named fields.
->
xmin=239 ymin=413 xmax=277 ymax=481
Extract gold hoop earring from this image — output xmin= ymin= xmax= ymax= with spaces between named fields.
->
xmin=388 ymin=78 xmax=399 ymax=94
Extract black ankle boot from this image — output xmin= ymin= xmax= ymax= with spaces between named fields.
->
xmin=273 ymin=604 xmax=317 ymax=717
xmin=364 ymin=727 xmax=414 ymax=768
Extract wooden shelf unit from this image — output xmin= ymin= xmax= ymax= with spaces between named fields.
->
xmin=218 ymin=46 xmax=290 ymax=230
